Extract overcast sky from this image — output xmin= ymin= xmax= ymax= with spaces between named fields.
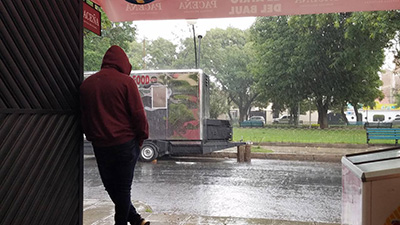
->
xmin=131 ymin=17 xmax=256 ymax=43
xmin=130 ymin=17 xmax=396 ymax=70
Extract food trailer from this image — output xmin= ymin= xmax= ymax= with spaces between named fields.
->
xmin=133 ymin=69 xmax=244 ymax=161
xmin=85 ymin=69 xmax=243 ymax=161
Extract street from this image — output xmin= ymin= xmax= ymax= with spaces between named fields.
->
xmin=84 ymin=157 xmax=341 ymax=224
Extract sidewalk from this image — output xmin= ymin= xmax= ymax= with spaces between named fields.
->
xmin=83 ymin=199 xmax=338 ymax=225
xmin=200 ymin=142 xmax=388 ymax=163
xmin=83 ymin=143 xmax=393 ymax=225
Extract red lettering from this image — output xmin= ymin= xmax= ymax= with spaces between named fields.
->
xmin=132 ymin=75 xmax=136 ymax=84
xmin=132 ymin=75 xmax=153 ymax=85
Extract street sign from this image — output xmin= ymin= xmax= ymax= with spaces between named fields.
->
xmin=83 ymin=2 xmax=101 ymax=36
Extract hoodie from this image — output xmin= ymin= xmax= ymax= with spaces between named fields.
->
xmin=80 ymin=45 xmax=149 ymax=147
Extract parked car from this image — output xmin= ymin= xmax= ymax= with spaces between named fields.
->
xmin=273 ymin=115 xmax=303 ymax=124
xmin=240 ymin=116 xmax=265 ymax=127
xmin=249 ymin=116 xmax=265 ymax=125
xmin=273 ymin=115 xmax=291 ymax=124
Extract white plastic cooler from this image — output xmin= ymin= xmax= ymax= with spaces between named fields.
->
xmin=342 ymin=147 xmax=400 ymax=225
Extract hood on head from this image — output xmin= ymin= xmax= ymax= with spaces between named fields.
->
xmin=101 ymin=45 xmax=132 ymax=75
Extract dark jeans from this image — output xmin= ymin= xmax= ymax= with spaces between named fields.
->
xmin=93 ymin=138 xmax=141 ymax=225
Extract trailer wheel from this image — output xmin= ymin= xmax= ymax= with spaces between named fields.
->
xmin=140 ymin=144 xmax=158 ymax=162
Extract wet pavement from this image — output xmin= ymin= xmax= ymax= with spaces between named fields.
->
xmin=83 ymin=143 xmax=388 ymax=225
xmin=85 ymin=157 xmax=341 ymax=223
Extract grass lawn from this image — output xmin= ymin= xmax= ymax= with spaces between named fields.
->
xmin=232 ymin=127 xmax=395 ymax=145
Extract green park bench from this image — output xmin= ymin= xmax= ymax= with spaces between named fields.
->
xmin=366 ymin=128 xmax=400 ymax=144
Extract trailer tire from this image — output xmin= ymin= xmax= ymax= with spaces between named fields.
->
xmin=140 ymin=144 xmax=158 ymax=162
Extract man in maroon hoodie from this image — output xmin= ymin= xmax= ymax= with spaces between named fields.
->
xmin=80 ymin=45 xmax=149 ymax=225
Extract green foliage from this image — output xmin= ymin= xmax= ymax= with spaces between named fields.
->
xmin=84 ymin=33 xmax=110 ymax=71
xmin=127 ymin=41 xmax=145 ymax=70
xmin=250 ymin=16 xmax=306 ymax=121
xmin=173 ymin=37 xmax=198 ymax=69
xmin=250 ymin=12 xmax=399 ymax=129
xmin=198 ymin=28 xmax=260 ymax=122
xmin=209 ymin=83 xmax=230 ymax=119
xmin=145 ymin=38 xmax=178 ymax=69
xmin=84 ymin=2 xmax=137 ymax=71
xmin=395 ymin=92 xmax=400 ymax=108
xmin=310 ymin=124 xmax=321 ymax=129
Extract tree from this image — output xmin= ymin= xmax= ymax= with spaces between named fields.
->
xmin=209 ymin=83 xmax=230 ymax=119
xmin=251 ymin=12 xmax=399 ymax=128
xmin=173 ymin=37 xmax=198 ymax=69
xmin=395 ymin=92 xmax=400 ymax=108
xmin=145 ymin=38 xmax=177 ymax=69
xmin=336 ymin=11 xmax=399 ymax=122
xmin=190 ymin=28 xmax=260 ymax=122
xmin=84 ymin=2 xmax=137 ymax=71
xmin=250 ymin=16 xmax=307 ymax=125
xmin=290 ymin=14 xmax=351 ymax=128
xmin=127 ymin=40 xmax=145 ymax=70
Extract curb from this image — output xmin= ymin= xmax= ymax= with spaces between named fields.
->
xmin=201 ymin=151 xmax=342 ymax=162
xmin=253 ymin=142 xmax=396 ymax=149
xmin=254 ymin=142 xmax=368 ymax=149
xmin=253 ymin=152 xmax=341 ymax=162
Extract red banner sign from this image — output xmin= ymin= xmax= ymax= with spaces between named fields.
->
xmin=91 ymin=0 xmax=400 ymax=22
xmin=125 ymin=0 xmax=155 ymax=4
xmin=83 ymin=2 xmax=101 ymax=36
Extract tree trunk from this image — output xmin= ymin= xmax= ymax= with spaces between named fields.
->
xmin=318 ymin=109 xmax=329 ymax=129
xmin=353 ymin=105 xmax=362 ymax=123
xmin=293 ymin=113 xmax=298 ymax=126
xmin=272 ymin=102 xmax=282 ymax=118
xmin=227 ymin=108 xmax=233 ymax=121
xmin=290 ymin=107 xmax=299 ymax=126
xmin=316 ymin=99 xmax=329 ymax=129
xmin=227 ymin=99 xmax=233 ymax=121
xmin=340 ymin=106 xmax=349 ymax=125
xmin=239 ymin=107 xmax=247 ymax=122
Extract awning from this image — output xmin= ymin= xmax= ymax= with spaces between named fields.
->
xmin=91 ymin=0 xmax=400 ymax=22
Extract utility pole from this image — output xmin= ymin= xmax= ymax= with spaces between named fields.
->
xmin=197 ymin=35 xmax=203 ymax=69
xmin=192 ymin=24 xmax=198 ymax=69
xmin=187 ymin=20 xmax=198 ymax=69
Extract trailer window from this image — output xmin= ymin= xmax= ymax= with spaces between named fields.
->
xmin=152 ymin=86 xmax=167 ymax=109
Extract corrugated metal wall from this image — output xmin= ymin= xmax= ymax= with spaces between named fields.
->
xmin=0 ymin=1 xmax=83 ymax=224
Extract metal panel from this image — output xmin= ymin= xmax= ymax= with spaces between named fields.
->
xmin=0 ymin=0 xmax=83 ymax=224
